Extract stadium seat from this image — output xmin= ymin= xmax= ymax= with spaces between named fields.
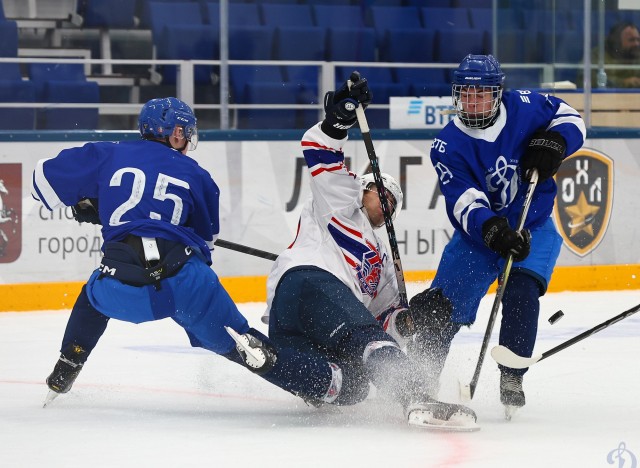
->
xmin=0 ymin=80 xmax=36 ymax=130
xmin=261 ymin=4 xmax=314 ymax=27
xmin=229 ymin=66 xmax=284 ymax=103
xmin=382 ymin=28 xmax=436 ymax=63
xmin=468 ymin=8 xmax=524 ymax=31
xmin=456 ymin=0 xmax=491 ymax=7
xmin=160 ymin=24 xmax=218 ymax=85
xmin=436 ymin=29 xmax=488 ymax=63
xmin=326 ymin=28 xmax=376 ymax=62
xmin=369 ymin=6 xmax=422 ymax=46
xmin=405 ymin=0 xmax=452 ymax=7
xmin=421 ymin=7 xmax=471 ymax=31
xmin=495 ymin=28 xmax=541 ymax=64
xmin=229 ymin=26 xmax=274 ymax=60
xmin=205 ymin=2 xmax=261 ymax=27
xmin=0 ymin=20 xmax=18 ymax=57
xmin=239 ymin=82 xmax=298 ymax=129
xmin=312 ymin=4 xmax=365 ymax=28
xmin=148 ymin=2 xmax=204 ymax=52
xmin=77 ymin=0 xmax=136 ymax=28
xmin=274 ymin=26 xmax=326 ymax=112
xmin=28 ymin=63 xmax=99 ymax=130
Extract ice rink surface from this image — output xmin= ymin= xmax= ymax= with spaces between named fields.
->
xmin=1 ymin=287 xmax=639 ymax=468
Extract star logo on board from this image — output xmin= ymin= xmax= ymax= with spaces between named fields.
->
xmin=553 ymin=148 xmax=613 ymax=257
xmin=564 ymin=191 xmax=600 ymax=237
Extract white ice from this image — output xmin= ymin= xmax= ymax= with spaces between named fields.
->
xmin=1 ymin=287 xmax=639 ymax=468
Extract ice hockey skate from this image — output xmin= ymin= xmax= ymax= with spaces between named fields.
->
xmin=406 ymin=399 xmax=480 ymax=432
xmin=500 ymin=373 xmax=525 ymax=420
xmin=225 ymin=326 xmax=277 ymax=375
xmin=43 ymin=355 xmax=84 ymax=407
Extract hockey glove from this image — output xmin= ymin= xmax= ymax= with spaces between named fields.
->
xmin=482 ymin=216 xmax=531 ymax=262
xmin=71 ymin=198 xmax=101 ymax=225
xmin=322 ymin=71 xmax=372 ymax=138
xmin=520 ymin=129 xmax=566 ymax=181
xmin=391 ymin=288 xmax=453 ymax=337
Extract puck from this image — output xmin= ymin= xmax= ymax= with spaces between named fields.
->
xmin=548 ymin=310 xmax=564 ymax=325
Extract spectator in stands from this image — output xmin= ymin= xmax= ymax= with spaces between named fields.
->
xmin=580 ymin=21 xmax=640 ymax=88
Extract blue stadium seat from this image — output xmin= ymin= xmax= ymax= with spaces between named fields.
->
xmin=494 ymin=28 xmax=541 ymax=64
xmin=436 ymin=29 xmax=488 ymax=63
xmin=421 ymin=7 xmax=471 ymax=31
xmin=0 ymin=20 xmax=18 ymax=57
xmin=229 ymin=26 xmax=274 ymax=60
xmin=522 ymin=9 xmax=574 ymax=32
xmin=261 ymin=4 xmax=314 ymax=27
xmin=456 ymin=0 xmax=491 ymax=7
xmin=0 ymin=80 xmax=36 ymax=129
xmin=137 ymin=0 xmax=197 ymax=29
xmin=369 ymin=6 xmax=422 ymax=45
xmin=239 ymin=82 xmax=298 ymax=129
xmin=274 ymin=26 xmax=326 ymax=109
xmin=28 ymin=63 xmax=99 ymax=130
xmin=205 ymin=2 xmax=261 ymax=27
xmin=326 ymin=28 xmax=376 ymax=62
xmin=148 ymin=2 xmax=204 ymax=52
xmin=160 ymin=25 xmax=218 ymax=85
xmin=381 ymin=28 xmax=435 ymax=63
xmin=406 ymin=0 xmax=452 ymax=6
xmin=229 ymin=66 xmax=284 ymax=103
xmin=78 ymin=0 xmax=136 ymax=28
xmin=313 ymin=4 xmax=365 ymax=28
xmin=468 ymin=8 xmax=524 ymax=31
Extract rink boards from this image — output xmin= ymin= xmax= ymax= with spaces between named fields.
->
xmin=0 ymin=129 xmax=638 ymax=311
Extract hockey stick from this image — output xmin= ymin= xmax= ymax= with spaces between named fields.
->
xmin=491 ymin=302 xmax=640 ymax=369
xmin=460 ymin=169 xmax=539 ymax=401
xmin=214 ymin=238 xmax=278 ymax=261
xmin=349 ymin=78 xmax=408 ymax=309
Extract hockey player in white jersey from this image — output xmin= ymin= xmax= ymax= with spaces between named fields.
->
xmin=262 ymin=72 xmax=478 ymax=431
xmin=414 ymin=54 xmax=586 ymax=417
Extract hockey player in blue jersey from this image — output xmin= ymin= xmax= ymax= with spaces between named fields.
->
xmin=412 ymin=55 xmax=586 ymax=414
xmin=33 ymin=97 xmax=345 ymax=407
xmin=262 ymin=72 xmax=479 ymax=430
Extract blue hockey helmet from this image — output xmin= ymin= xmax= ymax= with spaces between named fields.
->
xmin=452 ymin=54 xmax=505 ymax=128
xmin=138 ymin=97 xmax=198 ymax=150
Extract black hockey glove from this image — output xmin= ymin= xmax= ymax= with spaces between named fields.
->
xmin=321 ymin=71 xmax=372 ymax=138
xmin=482 ymin=216 xmax=531 ymax=262
xmin=396 ymin=287 xmax=453 ymax=337
xmin=520 ymin=129 xmax=566 ymax=181
xmin=71 ymin=198 xmax=101 ymax=225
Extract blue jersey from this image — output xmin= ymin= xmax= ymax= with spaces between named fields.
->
xmin=32 ymin=139 xmax=219 ymax=263
xmin=430 ymin=90 xmax=586 ymax=246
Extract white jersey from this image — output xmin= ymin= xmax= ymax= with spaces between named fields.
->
xmin=262 ymin=123 xmax=401 ymax=328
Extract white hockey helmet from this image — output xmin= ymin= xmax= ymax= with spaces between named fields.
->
xmin=360 ymin=172 xmax=403 ymax=221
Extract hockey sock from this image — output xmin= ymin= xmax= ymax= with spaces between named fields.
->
xmin=499 ymin=271 xmax=541 ymax=376
xmin=60 ymin=285 xmax=110 ymax=363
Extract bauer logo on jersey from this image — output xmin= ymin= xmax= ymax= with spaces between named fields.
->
xmin=553 ymin=149 xmax=613 ymax=257
xmin=0 ymin=163 xmax=22 ymax=263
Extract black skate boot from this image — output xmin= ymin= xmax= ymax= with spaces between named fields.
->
xmin=500 ymin=372 xmax=525 ymax=420
xmin=44 ymin=345 xmax=87 ymax=406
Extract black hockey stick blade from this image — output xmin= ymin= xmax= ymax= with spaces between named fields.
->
xmin=214 ymin=239 xmax=278 ymax=261
xmin=491 ymin=301 xmax=640 ymax=369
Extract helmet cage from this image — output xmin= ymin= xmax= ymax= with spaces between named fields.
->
xmin=452 ymin=54 xmax=505 ymax=129
xmin=452 ymin=84 xmax=503 ymax=129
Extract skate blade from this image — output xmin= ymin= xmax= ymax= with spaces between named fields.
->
xmin=43 ymin=390 xmax=60 ymax=408
xmin=408 ymin=411 xmax=480 ymax=432
xmin=504 ymin=405 xmax=520 ymax=421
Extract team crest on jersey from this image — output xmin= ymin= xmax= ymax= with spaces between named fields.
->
xmin=357 ymin=248 xmax=383 ymax=297
xmin=0 ymin=163 xmax=22 ymax=263
xmin=553 ymin=148 xmax=613 ymax=257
